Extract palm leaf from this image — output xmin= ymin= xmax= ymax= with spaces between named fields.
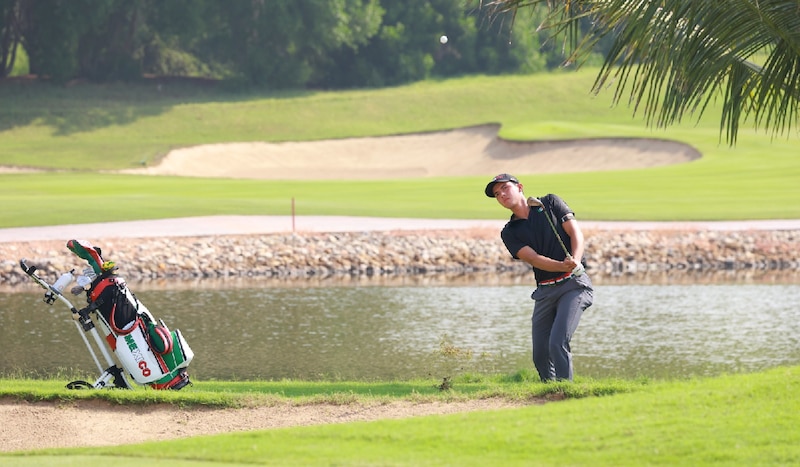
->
xmin=477 ymin=0 xmax=800 ymax=144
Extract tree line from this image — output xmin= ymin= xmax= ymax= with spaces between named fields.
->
xmin=0 ymin=0 xmax=609 ymax=88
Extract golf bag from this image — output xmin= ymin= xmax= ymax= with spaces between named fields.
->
xmin=19 ymin=239 xmax=194 ymax=390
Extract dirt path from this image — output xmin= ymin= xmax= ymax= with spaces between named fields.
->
xmin=0 ymin=397 xmax=531 ymax=452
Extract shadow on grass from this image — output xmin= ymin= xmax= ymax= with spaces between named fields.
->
xmin=0 ymin=76 xmax=315 ymax=136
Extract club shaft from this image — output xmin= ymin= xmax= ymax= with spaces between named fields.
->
xmin=529 ymin=197 xmax=573 ymax=258
xmin=545 ymin=212 xmax=570 ymax=257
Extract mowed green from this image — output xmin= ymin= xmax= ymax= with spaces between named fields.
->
xmin=0 ymin=69 xmax=798 ymax=227
xmin=2 ymin=366 xmax=800 ymax=465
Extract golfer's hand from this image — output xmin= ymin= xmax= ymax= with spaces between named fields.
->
xmin=563 ymin=256 xmax=578 ymax=272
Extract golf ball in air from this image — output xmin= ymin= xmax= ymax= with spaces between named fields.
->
xmin=440 ymin=35 xmax=448 ymax=44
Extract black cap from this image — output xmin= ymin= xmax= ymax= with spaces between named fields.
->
xmin=485 ymin=173 xmax=519 ymax=197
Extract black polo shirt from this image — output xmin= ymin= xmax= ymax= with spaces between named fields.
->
xmin=500 ymin=193 xmax=583 ymax=283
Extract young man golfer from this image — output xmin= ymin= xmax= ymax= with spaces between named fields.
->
xmin=485 ymin=173 xmax=594 ymax=382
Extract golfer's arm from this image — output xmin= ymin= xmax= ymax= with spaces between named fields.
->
xmin=516 ymin=246 xmax=573 ymax=273
xmin=562 ymin=219 xmax=584 ymax=263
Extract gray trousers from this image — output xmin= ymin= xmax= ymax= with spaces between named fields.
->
xmin=530 ymin=273 xmax=594 ymax=382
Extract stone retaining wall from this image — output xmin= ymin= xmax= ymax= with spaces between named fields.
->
xmin=1 ymin=228 xmax=797 ymax=287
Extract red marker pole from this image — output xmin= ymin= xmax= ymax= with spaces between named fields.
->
xmin=291 ymin=197 xmax=295 ymax=233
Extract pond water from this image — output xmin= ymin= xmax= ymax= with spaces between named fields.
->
xmin=1 ymin=273 xmax=799 ymax=382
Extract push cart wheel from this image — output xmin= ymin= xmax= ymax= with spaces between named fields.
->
xmin=66 ymin=380 xmax=94 ymax=390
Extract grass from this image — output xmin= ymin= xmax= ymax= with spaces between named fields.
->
xmin=1 ymin=69 xmax=798 ymax=226
xmin=0 ymin=371 xmax=635 ymax=407
xmin=2 ymin=366 xmax=800 ymax=465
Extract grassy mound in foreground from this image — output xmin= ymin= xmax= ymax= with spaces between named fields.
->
xmin=2 ymin=366 xmax=800 ymax=465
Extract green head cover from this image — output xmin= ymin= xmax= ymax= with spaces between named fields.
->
xmin=66 ymin=239 xmax=106 ymax=275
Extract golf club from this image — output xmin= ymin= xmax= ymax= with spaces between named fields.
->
xmin=527 ymin=197 xmax=585 ymax=276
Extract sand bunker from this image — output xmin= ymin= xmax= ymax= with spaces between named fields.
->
xmin=118 ymin=124 xmax=699 ymax=179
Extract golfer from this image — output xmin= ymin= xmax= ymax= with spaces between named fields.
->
xmin=485 ymin=173 xmax=594 ymax=382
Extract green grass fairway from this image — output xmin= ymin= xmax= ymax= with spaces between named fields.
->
xmin=1 ymin=69 xmax=798 ymax=226
xmin=2 ymin=366 xmax=799 ymax=465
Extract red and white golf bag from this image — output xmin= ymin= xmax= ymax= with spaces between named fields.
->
xmin=20 ymin=239 xmax=193 ymax=390
xmin=81 ymin=267 xmax=194 ymax=390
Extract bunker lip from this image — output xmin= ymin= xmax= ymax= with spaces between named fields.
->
xmin=0 ymin=397 xmax=532 ymax=452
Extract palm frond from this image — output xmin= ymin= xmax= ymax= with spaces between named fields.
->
xmin=477 ymin=0 xmax=800 ymax=144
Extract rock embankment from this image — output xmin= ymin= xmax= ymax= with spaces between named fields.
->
xmin=0 ymin=228 xmax=797 ymax=287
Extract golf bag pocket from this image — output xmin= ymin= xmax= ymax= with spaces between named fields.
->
xmin=113 ymin=318 xmax=194 ymax=386
xmin=148 ymin=321 xmax=173 ymax=355
xmin=149 ymin=329 xmax=194 ymax=390
xmin=114 ymin=318 xmax=170 ymax=384
xmin=136 ymin=309 xmax=173 ymax=355
xmin=90 ymin=276 xmax=138 ymax=334
xmin=167 ymin=329 xmax=194 ymax=372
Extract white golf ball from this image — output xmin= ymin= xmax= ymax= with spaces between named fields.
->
xmin=440 ymin=35 xmax=448 ymax=44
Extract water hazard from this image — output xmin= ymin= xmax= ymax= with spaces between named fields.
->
xmin=1 ymin=272 xmax=799 ymax=382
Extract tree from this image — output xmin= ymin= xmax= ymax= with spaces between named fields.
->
xmin=0 ymin=0 xmax=23 ymax=77
xmin=477 ymin=0 xmax=800 ymax=144
xmin=314 ymin=0 xmax=462 ymax=88
xmin=206 ymin=0 xmax=383 ymax=88
xmin=76 ymin=0 xmax=149 ymax=81
xmin=311 ymin=1 xmax=551 ymax=89
xmin=20 ymin=0 xmax=84 ymax=82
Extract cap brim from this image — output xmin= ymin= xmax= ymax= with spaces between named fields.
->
xmin=485 ymin=182 xmax=498 ymax=197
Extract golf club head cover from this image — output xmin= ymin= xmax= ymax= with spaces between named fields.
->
xmin=67 ymin=239 xmax=105 ymax=275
